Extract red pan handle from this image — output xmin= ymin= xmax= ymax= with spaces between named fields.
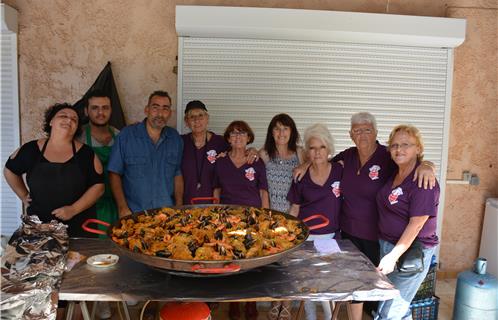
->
xmin=190 ymin=197 xmax=220 ymax=204
xmin=191 ymin=263 xmax=241 ymax=274
xmin=82 ymin=218 xmax=110 ymax=235
xmin=302 ymin=214 xmax=330 ymax=231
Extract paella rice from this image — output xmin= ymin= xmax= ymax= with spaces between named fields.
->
xmin=111 ymin=206 xmax=306 ymax=260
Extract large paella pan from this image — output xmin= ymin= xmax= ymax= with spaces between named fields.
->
xmin=83 ymin=204 xmax=328 ymax=276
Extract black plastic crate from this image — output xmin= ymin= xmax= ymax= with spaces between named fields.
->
xmin=410 ymin=296 xmax=439 ymax=320
xmin=414 ymin=262 xmax=437 ymax=300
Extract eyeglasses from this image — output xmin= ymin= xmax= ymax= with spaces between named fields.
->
xmin=229 ymin=131 xmax=248 ymax=137
xmin=187 ymin=113 xmax=207 ymax=121
xmin=351 ymin=128 xmax=374 ymax=135
xmin=389 ymin=143 xmax=416 ymax=151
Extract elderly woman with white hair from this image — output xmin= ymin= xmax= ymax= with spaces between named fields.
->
xmin=287 ymin=123 xmax=342 ymax=320
xmin=288 ymin=123 xmax=342 ymax=236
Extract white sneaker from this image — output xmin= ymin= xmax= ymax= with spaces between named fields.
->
xmin=96 ymin=301 xmax=112 ymax=319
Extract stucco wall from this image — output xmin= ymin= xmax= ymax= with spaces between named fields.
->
xmin=4 ymin=0 xmax=497 ymax=273
xmin=443 ymin=6 xmax=498 ymax=273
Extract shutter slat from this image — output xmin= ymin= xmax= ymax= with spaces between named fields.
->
xmin=179 ymin=37 xmax=450 ymax=181
xmin=0 ymin=32 xmax=21 ymax=236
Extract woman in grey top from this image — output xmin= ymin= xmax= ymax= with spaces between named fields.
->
xmin=259 ymin=113 xmax=302 ymax=320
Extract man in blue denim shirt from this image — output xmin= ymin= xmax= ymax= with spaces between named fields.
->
xmin=108 ymin=90 xmax=184 ymax=217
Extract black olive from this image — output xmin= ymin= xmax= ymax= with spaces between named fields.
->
xmin=233 ymin=249 xmax=245 ymax=259
xmin=248 ymin=216 xmax=256 ymax=225
xmin=155 ymin=249 xmax=172 ymax=258
xmin=244 ymin=233 xmax=255 ymax=249
xmin=199 ymin=219 xmax=209 ymax=228
xmin=167 ymin=213 xmax=180 ymax=222
xmin=211 ymin=207 xmax=221 ymax=214
xmin=188 ymin=241 xmax=198 ymax=255
xmin=245 ymin=233 xmax=253 ymax=242
xmin=141 ymin=240 xmax=149 ymax=250
xmin=225 ymin=222 xmax=232 ymax=229
xmin=214 ymin=230 xmax=223 ymax=240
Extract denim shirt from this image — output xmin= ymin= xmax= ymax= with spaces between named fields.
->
xmin=108 ymin=120 xmax=183 ymax=212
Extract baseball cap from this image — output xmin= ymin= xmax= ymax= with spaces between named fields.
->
xmin=184 ymin=100 xmax=207 ymax=114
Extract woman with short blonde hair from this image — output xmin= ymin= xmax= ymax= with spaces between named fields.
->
xmin=375 ymin=125 xmax=439 ymax=319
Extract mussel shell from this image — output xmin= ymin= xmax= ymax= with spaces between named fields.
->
xmin=155 ymin=249 xmax=172 ymax=258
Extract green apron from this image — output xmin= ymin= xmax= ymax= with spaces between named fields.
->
xmin=86 ymin=126 xmax=119 ymax=238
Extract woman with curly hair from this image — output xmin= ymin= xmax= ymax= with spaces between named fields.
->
xmin=4 ymin=103 xmax=104 ymax=237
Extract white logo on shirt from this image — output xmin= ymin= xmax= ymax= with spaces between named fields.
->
xmin=331 ymin=181 xmax=341 ymax=198
xmin=388 ymin=187 xmax=403 ymax=205
xmin=369 ymin=165 xmax=381 ymax=180
xmin=206 ymin=149 xmax=217 ymax=164
xmin=245 ymin=167 xmax=255 ymax=181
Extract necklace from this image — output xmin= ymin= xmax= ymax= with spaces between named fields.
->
xmin=356 ymin=146 xmax=377 ymax=175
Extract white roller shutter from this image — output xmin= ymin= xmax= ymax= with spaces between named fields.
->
xmin=178 ymin=37 xmax=452 ymax=178
xmin=1 ymin=4 xmax=21 ymax=237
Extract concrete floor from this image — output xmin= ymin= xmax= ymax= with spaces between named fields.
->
xmin=94 ymin=278 xmax=456 ymax=319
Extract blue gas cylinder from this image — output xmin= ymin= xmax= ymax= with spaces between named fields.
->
xmin=453 ymin=257 xmax=498 ymax=319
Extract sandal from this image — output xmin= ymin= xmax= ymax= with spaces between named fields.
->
xmin=278 ymin=303 xmax=291 ymax=320
xmin=268 ymin=302 xmax=281 ymax=320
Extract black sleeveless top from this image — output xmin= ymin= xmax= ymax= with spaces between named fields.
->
xmin=5 ymin=140 xmax=103 ymax=237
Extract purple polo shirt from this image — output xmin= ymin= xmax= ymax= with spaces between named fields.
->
xmin=181 ymin=133 xmax=229 ymax=204
xmin=287 ymin=165 xmax=343 ymax=235
xmin=214 ymin=156 xmax=268 ymax=207
xmin=376 ymin=166 xmax=440 ymax=247
xmin=333 ymin=143 xmax=396 ymax=241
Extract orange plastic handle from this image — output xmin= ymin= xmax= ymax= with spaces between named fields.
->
xmin=191 ymin=263 xmax=241 ymax=274
xmin=82 ymin=218 xmax=110 ymax=235
xmin=302 ymin=214 xmax=330 ymax=231
xmin=190 ymin=197 xmax=220 ymax=204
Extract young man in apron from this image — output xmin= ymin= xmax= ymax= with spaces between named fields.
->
xmin=80 ymin=89 xmax=120 ymax=235
xmin=80 ymin=90 xmax=120 ymax=319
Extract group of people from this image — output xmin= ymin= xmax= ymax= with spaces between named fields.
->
xmin=3 ymin=89 xmax=440 ymax=320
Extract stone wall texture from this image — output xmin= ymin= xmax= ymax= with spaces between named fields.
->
xmin=4 ymin=0 xmax=497 ymax=273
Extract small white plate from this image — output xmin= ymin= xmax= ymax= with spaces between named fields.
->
xmin=87 ymin=254 xmax=119 ymax=268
